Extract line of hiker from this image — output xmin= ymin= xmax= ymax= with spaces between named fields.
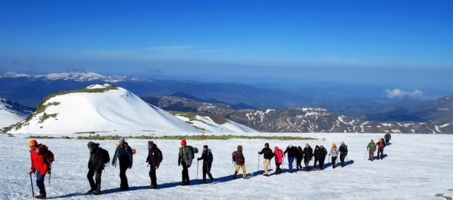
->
xmin=27 ymin=132 xmax=392 ymax=198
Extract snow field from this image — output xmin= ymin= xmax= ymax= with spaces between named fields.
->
xmin=1 ymin=133 xmax=453 ymax=199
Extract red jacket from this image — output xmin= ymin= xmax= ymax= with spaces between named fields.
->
xmin=274 ymin=147 xmax=283 ymax=164
xmin=30 ymin=145 xmax=49 ymax=174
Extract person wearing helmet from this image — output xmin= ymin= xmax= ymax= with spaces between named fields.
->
xmin=178 ymin=139 xmax=194 ymax=186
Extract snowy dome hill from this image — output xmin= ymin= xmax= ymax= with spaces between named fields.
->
xmin=8 ymin=84 xmax=200 ymax=134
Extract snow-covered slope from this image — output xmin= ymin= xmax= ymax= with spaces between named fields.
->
xmin=0 ymin=99 xmax=33 ymax=128
xmin=8 ymin=84 xmax=200 ymax=134
xmin=175 ymin=114 xmax=258 ymax=133
xmin=1 ymin=133 xmax=452 ymax=199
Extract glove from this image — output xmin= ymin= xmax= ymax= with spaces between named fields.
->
xmin=258 ymin=151 xmax=261 ymax=154
xmin=28 ymin=169 xmax=36 ymax=175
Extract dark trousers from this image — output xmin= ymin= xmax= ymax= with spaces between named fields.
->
xmin=340 ymin=154 xmax=346 ymax=167
xmin=149 ymin=164 xmax=158 ymax=186
xmin=313 ymin=158 xmax=319 ymax=169
xmin=181 ymin=161 xmax=190 ymax=184
xmin=296 ymin=157 xmax=303 ymax=170
xmin=36 ymin=171 xmax=46 ymax=196
xmin=319 ymin=157 xmax=325 ymax=170
xmin=378 ymin=147 xmax=384 ymax=159
xmin=304 ymin=157 xmax=311 ymax=170
xmin=119 ymin=162 xmax=129 ymax=189
xmin=202 ymin=163 xmax=213 ymax=182
xmin=87 ymin=168 xmax=102 ymax=193
xmin=275 ymin=163 xmax=282 ymax=174
xmin=332 ymin=157 xmax=337 ymax=168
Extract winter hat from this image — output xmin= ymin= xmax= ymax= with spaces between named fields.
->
xmin=87 ymin=141 xmax=95 ymax=148
xmin=203 ymin=145 xmax=208 ymax=149
xmin=332 ymin=143 xmax=336 ymax=147
xmin=148 ymin=141 xmax=154 ymax=146
xmin=119 ymin=137 xmax=125 ymax=142
xmin=28 ymin=139 xmax=37 ymax=147
xmin=181 ymin=139 xmax=187 ymax=145
xmin=265 ymin=143 xmax=269 ymax=147
xmin=274 ymin=146 xmax=279 ymax=150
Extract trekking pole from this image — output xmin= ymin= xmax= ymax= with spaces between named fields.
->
xmin=364 ymin=148 xmax=368 ymax=161
xmin=196 ymin=160 xmax=199 ymax=179
xmin=29 ymin=173 xmax=34 ymax=197
xmin=49 ymin=172 xmax=51 ymax=185
xmin=257 ymin=154 xmax=260 ymax=171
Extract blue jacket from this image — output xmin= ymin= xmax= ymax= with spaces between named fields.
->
xmin=112 ymin=142 xmax=133 ymax=166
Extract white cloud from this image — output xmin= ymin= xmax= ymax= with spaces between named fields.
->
xmin=385 ymin=89 xmax=425 ymax=100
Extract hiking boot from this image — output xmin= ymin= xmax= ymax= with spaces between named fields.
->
xmin=87 ymin=189 xmax=95 ymax=193
xmin=150 ymin=185 xmax=157 ymax=189
xmin=318 ymin=168 xmax=322 ymax=171
xmin=210 ymin=178 xmax=214 ymax=183
xmin=200 ymin=180 xmax=207 ymax=184
xmin=263 ymin=174 xmax=269 ymax=177
xmin=312 ymin=168 xmax=316 ymax=171
xmin=35 ymin=194 xmax=46 ymax=199
xmin=92 ymin=191 xmax=101 ymax=195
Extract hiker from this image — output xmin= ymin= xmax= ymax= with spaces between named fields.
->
xmin=377 ymin=138 xmax=386 ymax=160
xmin=329 ymin=143 xmax=339 ymax=168
xmin=274 ymin=146 xmax=283 ymax=175
xmin=198 ymin=145 xmax=214 ymax=183
xmin=87 ymin=141 xmax=109 ymax=195
xmin=258 ymin=143 xmax=273 ymax=176
xmin=284 ymin=145 xmax=297 ymax=173
xmin=178 ymin=139 xmax=194 ymax=186
xmin=296 ymin=146 xmax=304 ymax=171
xmin=367 ymin=140 xmax=377 ymax=161
xmin=303 ymin=143 xmax=313 ymax=171
xmin=339 ymin=141 xmax=348 ymax=167
xmin=111 ymin=137 xmax=133 ymax=191
xmin=313 ymin=145 xmax=321 ymax=170
xmin=146 ymin=141 xmax=163 ymax=189
xmin=233 ymin=145 xmax=247 ymax=179
xmin=28 ymin=140 xmax=54 ymax=199
xmin=319 ymin=145 xmax=327 ymax=170
xmin=385 ymin=131 xmax=392 ymax=146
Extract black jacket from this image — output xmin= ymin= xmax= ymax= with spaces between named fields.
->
xmin=198 ymin=149 xmax=214 ymax=165
xmin=385 ymin=133 xmax=391 ymax=141
xmin=339 ymin=145 xmax=348 ymax=155
xmin=314 ymin=147 xmax=322 ymax=159
xmin=284 ymin=147 xmax=298 ymax=157
xmin=146 ymin=145 xmax=163 ymax=166
xmin=303 ymin=146 xmax=313 ymax=160
xmin=260 ymin=147 xmax=274 ymax=160
xmin=88 ymin=144 xmax=109 ymax=171
xmin=296 ymin=147 xmax=304 ymax=159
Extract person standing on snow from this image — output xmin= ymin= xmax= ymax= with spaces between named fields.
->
xmin=367 ymin=139 xmax=377 ymax=161
xmin=87 ymin=142 xmax=109 ymax=195
xmin=339 ymin=141 xmax=348 ymax=167
xmin=258 ymin=143 xmax=273 ymax=176
xmin=198 ymin=145 xmax=214 ymax=184
xmin=384 ymin=131 xmax=392 ymax=146
xmin=284 ymin=145 xmax=297 ymax=173
xmin=233 ymin=145 xmax=247 ymax=179
xmin=28 ymin=140 xmax=53 ymax=199
xmin=313 ymin=145 xmax=322 ymax=171
xmin=146 ymin=141 xmax=162 ymax=189
xmin=319 ymin=145 xmax=327 ymax=170
xmin=296 ymin=146 xmax=304 ymax=171
xmin=111 ymin=138 xmax=133 ymax=190
xmin=273 ymin=146 xmax=283 ymax=175
xmin=303 ymin=143 xmax=313 ymax=171
xmin=329 ymin=143 xmax=339 ymax=168
xmin=178 ymin=139 xmax=194 ymax=186
xmin=376 ymin=138 xmax=386 ymax=160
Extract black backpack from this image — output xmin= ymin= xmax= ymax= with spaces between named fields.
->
xmin=101 ymin=148 xmax=110 ymax=165
xmin=232 ymin=151 xmax=236 ymax=162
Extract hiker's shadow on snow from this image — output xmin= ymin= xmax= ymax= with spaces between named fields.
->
xmin=373 ymin=154 xmax=388 ymax=160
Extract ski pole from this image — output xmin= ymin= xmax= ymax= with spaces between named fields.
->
xmin=29 ymin=173 xmax=34 ymax=197
xmin=196 ymin=160 xmax=199 ymax=180
xmin=49 ymin=171 xmax=51 ymax=185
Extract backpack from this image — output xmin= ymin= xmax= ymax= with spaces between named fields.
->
xmin=232 ymin=151 xmax=236 ymax=162
xmin=101 ymin=148 xmax=110 ymax=165
xmin=188 ymin=146 xmax=197 ymax=160
xmin=39 ymin=145 xmax=54 ymax=169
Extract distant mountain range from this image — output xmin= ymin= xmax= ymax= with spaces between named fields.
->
xmin=144 ymin=94 xmax=453 ymax=134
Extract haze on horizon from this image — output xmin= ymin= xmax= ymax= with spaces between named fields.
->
xmin=1 ymin=0 xmax=452 ymax=97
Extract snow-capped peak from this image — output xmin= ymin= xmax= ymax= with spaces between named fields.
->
xmin=0 ymin=71 xmax=30 ymax=78
xmin=0 ymin=71 xmax=147 ymax=83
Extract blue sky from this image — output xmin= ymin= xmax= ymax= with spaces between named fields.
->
xmin=0 ymin=0 xmax=452 ymax=93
